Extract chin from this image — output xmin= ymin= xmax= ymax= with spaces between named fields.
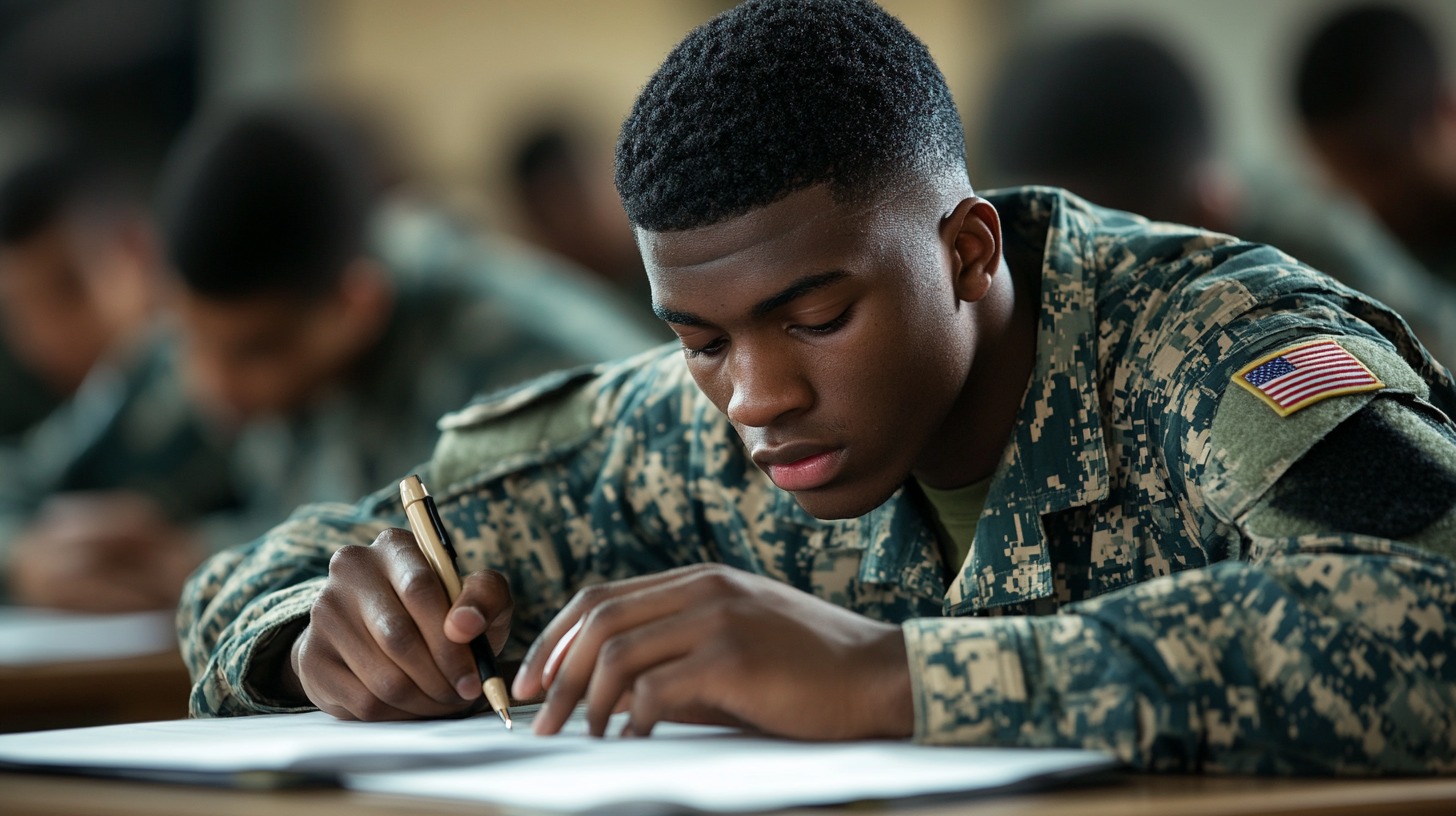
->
xmin=790 ymin=483 xmax=900 ymax=521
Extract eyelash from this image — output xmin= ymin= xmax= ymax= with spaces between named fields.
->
xmin=681 ymin=308 xmax=853 ymax=359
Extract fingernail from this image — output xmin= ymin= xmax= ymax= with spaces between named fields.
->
xmin=449 ymin=607 xmax=486 ymax=635
xmin=456 ymin=676 xmax=481 ymax=700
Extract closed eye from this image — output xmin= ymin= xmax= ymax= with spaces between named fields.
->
xmin=796 ymin=307 xmax=852 ymax=336
xmin=682 ymin=336 xmax=727 ymax=359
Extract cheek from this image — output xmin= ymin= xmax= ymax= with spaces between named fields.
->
xmin=686 ymin=359 xmax=733 ymax=415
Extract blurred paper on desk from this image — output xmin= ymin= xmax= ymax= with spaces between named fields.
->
xmin=0 ymin=607 xmax=176 ymax=665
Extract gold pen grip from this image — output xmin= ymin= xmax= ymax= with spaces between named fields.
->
xmin=400 ymin=475 xmax=464 ymax=602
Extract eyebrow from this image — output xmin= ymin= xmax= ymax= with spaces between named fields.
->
xmin=652 ymin=270 xmax=850 ymax=327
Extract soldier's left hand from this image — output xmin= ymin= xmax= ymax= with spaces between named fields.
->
xmin=513 ymin=563 xmax=914 ymax=740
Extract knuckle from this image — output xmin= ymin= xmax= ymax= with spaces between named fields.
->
xmin=328 ymin=544 xmax=370 ymax=575
xmin=597 ymin=634 xmax=631 ymax=672
xmin=585 ymin=597 xmax=624 ymax=631
xmin=373 ymin=615 xmax=419 ymax=658
xmin=396 ymin=566 xmax=441 ymax=607
xmin=576 ymin=583 xmax=611 ymax=609
xmin=353 ymin=695 xmax=394 ymax=721
xmin=373 ymin=670 xmax=415 ymax=708
xmin=373 ymin=527 xmax=414 ymax=549
xmin=698 ymin=568 xmax=742 ymax=596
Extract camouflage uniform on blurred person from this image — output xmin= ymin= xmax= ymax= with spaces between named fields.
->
xmin=1237 ymin=167 xmax=1456 ymax=369
xmin=182 ymin=188 xmax=1456 ymax=774
xmin=1 ymin=203 xmax=662 ymax=560
xmin=220 ymin=202 xmax=665 ymax=535
xmin=0 ymin=103 xmax=661 ymax=610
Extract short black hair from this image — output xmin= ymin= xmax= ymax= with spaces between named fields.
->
xmin=0 ymin=144 xmax=94 ymax=247
xmin=979 ymin=30 xmax=1212 ymax=221
xmin=1295 ymin=4 xmax=1444 ymax=145
xmin=157 ymin=102 xmax=376 ymax=299
xmin=615 ymin=0 xmax=966 ymax=233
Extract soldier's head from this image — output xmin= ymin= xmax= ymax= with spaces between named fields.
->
xmin=979 ymin=29 xmax=1238 ymax=233
xmin=158 ymin=102 xmax=394 ymax=423
xmin=1295 ymin=4 xmax=1456 ymax=248
xmin=621 ymin=0 xmax=1012 ymax=519
xmin=0 ymin=145 xmax=158 ymax=396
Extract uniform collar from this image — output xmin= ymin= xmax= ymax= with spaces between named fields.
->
xmin=781 ymin=188 xmax=1114 ymax=613
xmin=944 ymin=187 xmax=1111 ymax=613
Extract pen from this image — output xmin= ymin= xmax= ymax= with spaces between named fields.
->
xmin=399 ymin=474 xmax=513 ymax=729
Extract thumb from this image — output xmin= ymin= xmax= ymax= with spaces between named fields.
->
xmin=445 ymin=568 xmax=514 ymax=654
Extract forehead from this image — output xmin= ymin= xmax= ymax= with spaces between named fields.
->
xmin=641 ymin=186 xmax=923 ymax=297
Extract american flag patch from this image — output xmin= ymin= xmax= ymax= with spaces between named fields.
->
xmin=1233 ymin=339 xmax=1384 ymax=416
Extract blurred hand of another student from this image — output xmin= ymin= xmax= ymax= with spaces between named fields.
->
xmin=284 ymin=528 xmax=515 ymax=721
xmin=8 ymin=491 xmax=205 ymax=612
xmin=514 ymin=564 xmax=915 ymax=740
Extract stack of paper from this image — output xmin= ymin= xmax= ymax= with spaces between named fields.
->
xmin=0 ymin=707 xmax=1117 ymax=812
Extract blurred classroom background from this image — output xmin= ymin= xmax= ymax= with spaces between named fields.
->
xmin=3 ymin=0 xmax=1451 ymax=235
xmin=2 ymin=0 xmax=1456 ymax=729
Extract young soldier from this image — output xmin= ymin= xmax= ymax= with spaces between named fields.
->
xmin=181 ymin=0 xmax=1456 ymax=774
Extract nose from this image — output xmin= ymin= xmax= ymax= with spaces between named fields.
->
xmin=724 ymin=343 xmax=813 ymax=429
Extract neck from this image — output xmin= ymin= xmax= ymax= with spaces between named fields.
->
xmin=912 ymin=254 xmax=1039 ymax=489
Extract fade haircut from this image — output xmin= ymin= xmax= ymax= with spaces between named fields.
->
xmin=615 ymin=0 xmax=967 ymax=233
xmin=157 ymin=102 xmax=376 ymax=300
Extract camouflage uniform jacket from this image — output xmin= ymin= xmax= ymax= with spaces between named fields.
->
xmin=181 ymin=187 xmax=1456 ymax=775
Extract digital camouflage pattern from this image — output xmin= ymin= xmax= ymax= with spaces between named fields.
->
xmin=0 ymin=206 xmax=661 ymax=577
xmin=180 ymin=187 xmax=1456 ymax=775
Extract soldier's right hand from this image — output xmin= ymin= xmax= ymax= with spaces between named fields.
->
xmin=284 ymin=527 xmax=515 ymax=720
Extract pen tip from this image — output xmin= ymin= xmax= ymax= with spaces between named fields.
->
xmin=501 ymin=709 xmax=514 ymax=730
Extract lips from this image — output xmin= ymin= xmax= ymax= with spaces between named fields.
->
xmin=752 ymin=445 xmax=847 ymax=492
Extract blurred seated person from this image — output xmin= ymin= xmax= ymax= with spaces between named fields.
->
xmin=0 ymin=143 xmax=237 ymax=612
xmin=504 ymin=119 xmax=664 ymax=335
xmin=3 ymin=101 xmax=662 ymax=612
xmin=1296 ymin=3 xmax=1456 ymax=284
xmin=0 ymin=146 xmax=155 ymax=439
xmin=978 ymin=28 xmax=1456 ymax=368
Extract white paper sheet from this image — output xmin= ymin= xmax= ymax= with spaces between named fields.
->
xmin=0 ymin=607 xmax=177 ymax=665
xmin=0 ymin=707 xmax=1117 ymax=812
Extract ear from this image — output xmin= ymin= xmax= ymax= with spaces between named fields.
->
xmin=940 ymin=197 xmax=1002 ymax=304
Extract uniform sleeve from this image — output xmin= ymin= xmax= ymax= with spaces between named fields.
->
xmin=178 ymin=497 xmax=396 ymax=716
xmin=904 ymin=335 xmax=1456 ymax=774
xmin=179 ymin=349 xmax=760 ymax=716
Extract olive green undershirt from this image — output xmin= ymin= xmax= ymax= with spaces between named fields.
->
xmin=916 ymin=475 xmax=993 ymax=576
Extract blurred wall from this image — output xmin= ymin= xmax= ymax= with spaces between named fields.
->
xmin=291 ymin=0 xmax=1002 ymax=227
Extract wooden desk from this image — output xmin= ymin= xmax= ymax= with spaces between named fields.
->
xmin=0 ymin=650 xmax=191 ymax=733
xmin=2 ymin=771 xmax=1454 ymax=815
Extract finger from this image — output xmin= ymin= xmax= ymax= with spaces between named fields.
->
xmin=533 ymin=574 xmax=707 ymax=736
xmin=516 ymin=565 xmax=720 ymax=698
xmin=582 ymin=610 xmax=712 ymax=736
xmin=302 ymin=649 xmax=427 ymax=722
xmin=622 ymin=652 xmax=748 ymax=738
xmin=445 ymin=569 xmax=514 ymax=655
xmin=370 ymin=532 xmax=479 ymax=703
xmin=318 ymin=540 xmax=463 ymax=712
xmin=541 ymin=618 xmax=583 ymax=689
